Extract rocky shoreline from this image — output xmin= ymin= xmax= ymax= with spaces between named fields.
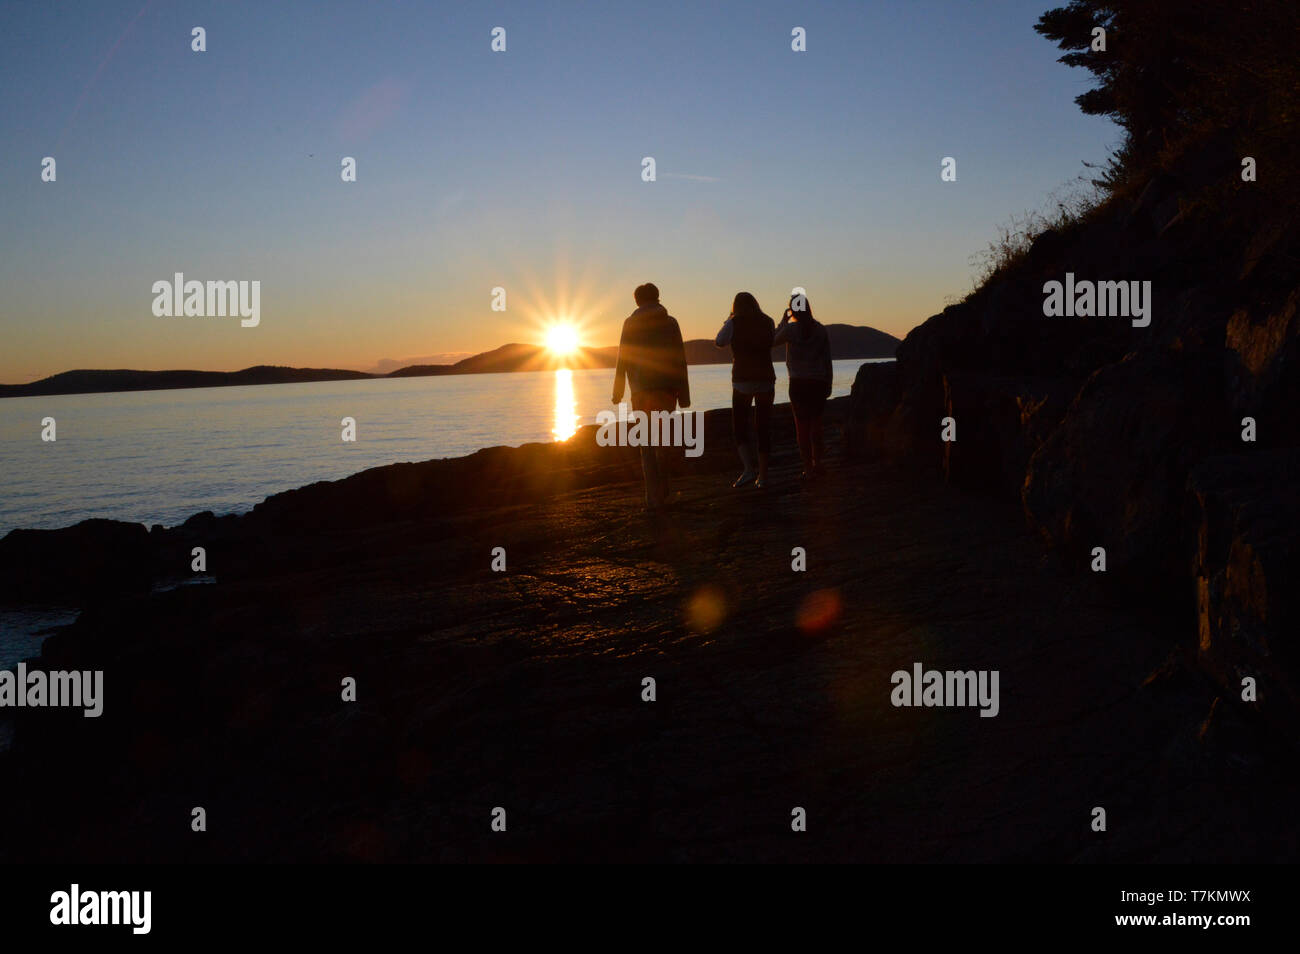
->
xmin=0 ymin=389 xmax=1296 ymax=862
xmin=2 ymin=139 xmax=1298 ymax=860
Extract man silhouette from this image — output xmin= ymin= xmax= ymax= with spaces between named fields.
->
xmin=612 ymin=283 xmax=691 ymax=510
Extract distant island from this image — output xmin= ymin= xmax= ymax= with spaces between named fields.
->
xmin=0 ymin=323 xmax=899 ymax=398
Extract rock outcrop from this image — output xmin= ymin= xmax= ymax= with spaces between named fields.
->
xmin=0 ymin=519 xmax=153 ymax=605
xmin=1188 ymin=452 xmax=1300 ymax=726
xmin=842 ymin=136 xmax=1300 ymax=728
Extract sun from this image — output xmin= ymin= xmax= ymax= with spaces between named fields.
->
xmin=544 ymin=323 xmax=580 ymax=356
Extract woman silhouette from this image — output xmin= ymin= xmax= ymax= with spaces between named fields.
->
xmin=715 ymin=292 xmax=777 ymax=488
xmin=774 ymin=292 xmax=833 ymax=482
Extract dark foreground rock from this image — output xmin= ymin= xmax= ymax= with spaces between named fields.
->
xmin=1 ymin=406 xmax=1296 ymax=863
xmin=0 ymin=519 xmax=153 ymax=605
xmin=842 ymin=363 xmax=897 ymax=463
xmin=842 ymin=135 xmax=1300 ymax=731
xmin=1188 ymin=451 xmax=1300 ymax=727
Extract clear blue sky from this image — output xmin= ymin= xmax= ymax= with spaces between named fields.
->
xmin=0 ymin=0 xmax=1117 ymax=381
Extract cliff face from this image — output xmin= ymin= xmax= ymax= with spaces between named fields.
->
xmin=847 ymin=136 xmax=1300 ymax=727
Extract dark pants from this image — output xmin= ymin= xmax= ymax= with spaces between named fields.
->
xmin=789 ymin=377 xmax=831 ymax=468
xmin=732 ymin=389 xmax=774 ymax=454
xmin=632 ymin=389 xmax=677 ymax=508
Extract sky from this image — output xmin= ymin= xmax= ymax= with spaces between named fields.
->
xmin=0 ymin=0 xmax=1119 ymax=383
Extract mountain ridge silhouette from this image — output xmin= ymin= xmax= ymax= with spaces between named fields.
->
xmin=1 ymin=323 xmax=899 ymax=397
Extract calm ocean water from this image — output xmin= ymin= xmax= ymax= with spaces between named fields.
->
xmin=0 ymin=360 xmax=884 ymax=535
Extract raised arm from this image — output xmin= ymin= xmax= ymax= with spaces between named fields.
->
xmin=773 ymin=310 xmax=793 ymax=345
xmin=714 ymin=316 xmax=734 ymax=348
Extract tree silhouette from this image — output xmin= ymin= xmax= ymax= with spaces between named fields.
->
xmin=1035 ymin=0 xmax=1300 ymax=193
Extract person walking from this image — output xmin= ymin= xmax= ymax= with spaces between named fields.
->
xmin=612 ymin=282 xmax=691 ymax=510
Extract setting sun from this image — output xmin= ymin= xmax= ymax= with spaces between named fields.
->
xmin=544 ymin=324 xmax=580 ymax=356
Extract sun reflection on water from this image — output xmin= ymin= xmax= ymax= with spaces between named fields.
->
xmin=552 ymin=368 xmax=578 ymax=441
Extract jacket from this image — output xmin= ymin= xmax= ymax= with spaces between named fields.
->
xmin=774 ymin=317 xmax=833 ymax=381
xmin=715 ymin=312 xmax=776 ymax=384
xmin=612 ymin=303 xmax=691 ymax=406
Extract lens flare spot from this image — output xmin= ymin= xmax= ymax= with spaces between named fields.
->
xmin=685 ymin=584 xmax=727 ymax=635
xmin=796 ymin=588 xmax=842 ymax=636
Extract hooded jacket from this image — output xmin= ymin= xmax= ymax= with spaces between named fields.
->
xmin=774 ymin=316 xmax=833 ymax=381
xmin=612 ymin=303 xmax=691 ymax=407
